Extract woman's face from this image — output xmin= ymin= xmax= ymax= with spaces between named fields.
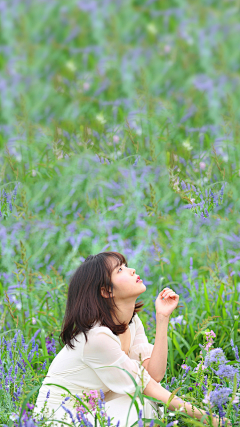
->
xmin=108 ymin=259 xmax=146 ymax=301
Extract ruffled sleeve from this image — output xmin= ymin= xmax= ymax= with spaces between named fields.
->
xmin=128 ymin=314 xmax=154 ymax=362
xmin=83 ymin=327 xmax=152 ymax=395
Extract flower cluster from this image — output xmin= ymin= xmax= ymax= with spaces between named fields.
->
xmin=204 ymin=330 xmax=216 ymax=351
xmin=170 ymin=315 xmax=186 ymax=329
xmin=0 ymin=185 xmax=18 ymax=219
xmin=45 ymin=336 xmax=56 ymax=355
xmin=0 ymin=329 xmax=48 ymax=424
xmin=201 ymin=340 xmax=240 ymax=422
xmin=179 ymin=181 xmax=226 ymax=219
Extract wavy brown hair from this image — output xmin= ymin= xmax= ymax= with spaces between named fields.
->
xmin=59 ymin=251 xmax=144 ymax=349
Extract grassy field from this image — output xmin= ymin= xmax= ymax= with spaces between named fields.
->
xmin=0 ymin=0 xmax=240 ymax=425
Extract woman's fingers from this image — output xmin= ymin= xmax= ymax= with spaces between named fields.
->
xmin=161 ymin=289 xmax=178 ymax=299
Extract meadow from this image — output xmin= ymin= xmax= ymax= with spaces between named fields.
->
xmin=0 ymin=0 xmax=240 ymax=426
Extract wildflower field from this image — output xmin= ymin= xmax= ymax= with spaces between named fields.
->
xmin=1 ymin=0 xmax=240 ymax=426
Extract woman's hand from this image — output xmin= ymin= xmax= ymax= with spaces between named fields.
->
xmin=155 ymin=287 xmax=179 ymax=318
xmin=211 ymin=415 xmax=232 ymax=427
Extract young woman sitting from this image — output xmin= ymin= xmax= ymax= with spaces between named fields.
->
xmin=34 ymin=251 xmax=228 ymax=426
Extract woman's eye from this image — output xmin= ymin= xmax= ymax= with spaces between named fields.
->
xmin=118 ymin=264 xmax=126 ymax=272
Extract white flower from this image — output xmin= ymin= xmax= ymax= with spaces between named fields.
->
xmin=32 ymin=169 xmax=37 ymax=177
xmin=65 ymin=61 xmax=76 ymax=72
xmin=182 ymin=139 xmax=193 ymax=151
xmin=32 ymin=317 xmax=37 ymax=325
xmin=57 ymin=151 xmax=63 ymax=160
xmin=10 ymin=414 xmax=18 ymax=421
xmin=146 ymin=23 xmax=157 ymax=35
xmin=96 ymin=113 xmax=106 ymax=124
xmin=203 ymin=393 xmax=211 ymax=404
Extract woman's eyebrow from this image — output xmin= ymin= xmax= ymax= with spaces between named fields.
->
xmin=114 ymin=263 xmax=123 ymax=271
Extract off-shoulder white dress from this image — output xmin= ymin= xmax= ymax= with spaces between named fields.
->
xmin=34 ymin=313 xmax=162 ymax=426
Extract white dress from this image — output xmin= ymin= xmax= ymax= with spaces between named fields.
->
xmin=34 ymin=313 xmax=163 ymax=426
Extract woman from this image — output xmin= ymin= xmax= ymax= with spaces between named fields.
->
xmin=34 ymin=251 xmax=224 ymax=426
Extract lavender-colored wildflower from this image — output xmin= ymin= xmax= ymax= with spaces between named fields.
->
xmin=100 ymin=389 xmax=105 ymax=401
xmin=230 ymin=339 xmax=240 ymax=362
xmin=204 ymin=348 xmax=227 ymax=367
xmin=215 ymin=364 xmax=239 ymax=381
xmin=209 ymin=387 xmax=232 ymax=407
xmin=181 ymin=181 xmax=187 ymax=190
xmin=13 ymin=331 xmax=18 ymax=348
xmin=61 ymin=405 xmax=76 ymax=424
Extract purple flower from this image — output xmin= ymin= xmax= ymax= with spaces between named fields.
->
xmin=215 ymin=364 xmax=239 ymax=381
xmin=204 ymin=348 xmax=227 ymax=367
xmin=230 ymin=339 xmax=240 ymax=362
xmin=166 ymin=422 xmax=178 ymax=427
xmin=181 ymin=181 xmax=187 ymax=190
xmin=209 ymin=387 xmax=232 ymax=407
xmin=45 ymin=336 xmax=56 ymax=354
xmin=26 ymin=403 xmax=34 ymax=410
xmin=100 ymin=389 xmax=105 ymax=401
xmin=61 ymin=405 xmax=76 ymax=424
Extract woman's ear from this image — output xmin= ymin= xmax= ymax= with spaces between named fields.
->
xmin=101 ymin=287 xmax=111 ymax=299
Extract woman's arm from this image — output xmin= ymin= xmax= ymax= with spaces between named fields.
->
xmin=142 ymin=314 xmax=169 ymax=382
xmin=143 ymin=287 xmax=179 ymax=382
xmin=143 ymin=377 xmax=227 ymax=427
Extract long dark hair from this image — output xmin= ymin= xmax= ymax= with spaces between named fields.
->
xmin=59 ymin=251 xmax=144 ymax=349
